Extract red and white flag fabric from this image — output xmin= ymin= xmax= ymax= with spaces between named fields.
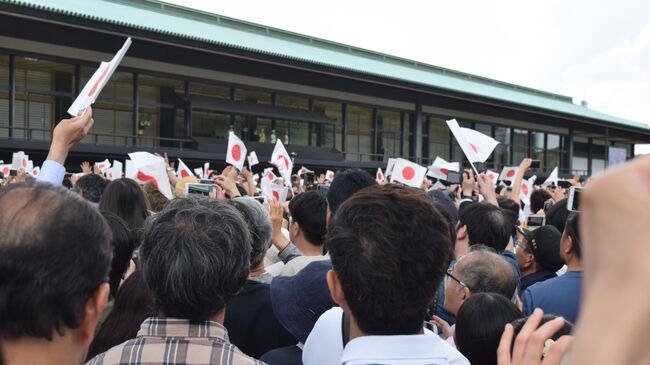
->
xmin=297 ymin=166 xmax=314 ymax=176
xmin=390 ymin=158 xmax=428 ymax=188
xmin=431 ymin=180 xmax=446 ymax=190
xmin=193 ymin=168 xmax=204 ymax=179
xmin=385 ymin=158 xmax=397 ymax=177
xmin=261 ymin=180 xmax=289 ymax=204
xmin=128 ymin=152 xmax=173 ymax=200
xmin=376 ymin=168 xmax=385 ymax=183
xmin=247 ymin=151 xmax=259 ymax=168
xmin=25 ymin=160 xmax=33 ymax=174
xmin=109 ymin=160 xmax=123 ymax=181
xmin=325 ymin=170 xmax=335 ymax=182
xmin=0 ymin=164 xmax=11 ymax=176
xmin=270 ymin=140 xmax=293 ymax=185
xmin=95 ymin=159 xmax=111 ymax=172
xmin=263 ymin=169 xmax=278 ymax=184
xmin=447 ymin=119 xmax=499 ymax=163
xmin=226 ymin=132 xmax=247 ymax=171
xmin=427 ymin=157 xmax=460 ymax=180
xmin=519 ymin=176 xmax=537 ymax=206
xmin=176 ymin=158 xmax=194 ymax=178
xmin=29 ymin=166 xmax=40 ymax=177
xmin=68 ymin=38 xmax=132 ymax=116
xmin=203 ymin=162 xmax=210 ymax=179
xmin=11 ymin=151 xmax=27 ymax=170
xmin=499 ymin=166 xmax=520 ymax=182
xmin=252 ymin=174 xmax=260 ymax=186
xmin=485 ymin=169 xmax=499 ymax=186
xmin=542 ymin=167 xmax=558 ymax=187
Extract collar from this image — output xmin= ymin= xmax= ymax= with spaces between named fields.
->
xmin=340 ymin=333 xmax=463 ymax=364
xmin=137 ymin=317 xmax=229 ymax=341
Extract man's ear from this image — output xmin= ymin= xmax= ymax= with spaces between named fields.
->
xmin=326 ymin=270 xmax=346 ymax=307
xmin=75 ymin=282 xmax=109 ymax=346
xmin=291 ymin=220 xmax=300 ymax=236
xmin=524 ymin=252 xmax=536 ymax=269
xmin=564 ymin=236 xmax=574 ymax=256
xmin=456 ymin=225 xmax=468 ymax=241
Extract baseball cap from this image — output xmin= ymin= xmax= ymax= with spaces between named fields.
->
xmin=516 ymin=225 xmax=564 ymax=272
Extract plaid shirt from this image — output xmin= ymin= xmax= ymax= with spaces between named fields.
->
xmin=86 ymin=317 xmax=266 ymax=365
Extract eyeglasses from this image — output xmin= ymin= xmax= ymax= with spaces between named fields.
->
xmin=446 ymin=268 xmax=469 ymax=290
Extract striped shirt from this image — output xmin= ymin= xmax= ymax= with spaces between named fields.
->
xmin=86 ymin=317 xmax=266 ymax=365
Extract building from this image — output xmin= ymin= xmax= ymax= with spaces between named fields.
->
xmin=1 ymin=0 xmax=649 ymax=177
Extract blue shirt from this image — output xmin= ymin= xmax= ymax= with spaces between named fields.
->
xmin=521 ymin=271 xmax=582 ymax=324
xmin=36 ymin=160 xmax=66 ymax=186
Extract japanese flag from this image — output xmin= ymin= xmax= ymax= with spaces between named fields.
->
xmin=193 ymin=168 xmax=204 ymax=179
xmin=542 ymin=167 xmax=558 ymax=188
xmin=25 ymin=160 xmax=33 ymax=174
xmin=125 ymin=160 xmax=137 ymax=180
xmin=297 ymin=166 xmax=314 ymax=176
xmin=203 ymin=162 xmax=210 ymax=179
xmin=376 ymin=168 xmax=384 ymax=183
xmin=128 ymin=152 xmax=173 ymax=200
xmin=447 ymin=119 xmax=499 ymax=163
xmin=252 ymin=174 xmax=260 ymax=186
xmin=68 ymin=38 xmax=132 ymax=116
xmin=325 ymin=170 xmax=335 ymax=182
xmin=30 ymin=166 xmax=40 ymax=177
xmin=390 ymin=158 xmax=428 ymax=188
xmin=95 ymin=159 xmax=111 ymax=172
xmin=247 ymin=151 xmax=259 ymax=168
xmin=385 ymin=158 xmax=397 ymax=177
xmin=109 ymin=160 xmax=123 ymax=181
xmin=485 ymin=170 xmax=499 ymax=186
xmin=226 ymin=132 xmax=247 ymax=171
xmin=519 ymin=177 xmax=535 ymax=206
xmin=11 ymin=151 xmax=27 ymax=170
xmin=176 ymin=158 xmax=193 ymax=178
xmin=427 ymin=157 xmax=460 ymax=180
xmin=270 ymin=140 xmax=293 ymax=185
xmin=0 ymin=164 xmax=10 ymax=176
xmin=261 ymin=180 xmax=289 ymax=204
xmin=499 ymin=166 xmax=520 ymax=182
xmin=263 ymin=169 xmax=278 ymax=184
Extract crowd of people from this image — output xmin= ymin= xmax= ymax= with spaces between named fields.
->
xmin=1 ymin=107 xmax=649 ymax=365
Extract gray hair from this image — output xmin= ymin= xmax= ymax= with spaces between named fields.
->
xmin=229 ymin=197 xmax=273 ymax=267
xmin=140 ymin=195 xmax=251 ymax=321
xmin=456 ymin=249 xmax=517 ymax=299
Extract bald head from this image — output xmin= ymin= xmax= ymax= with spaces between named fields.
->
xmin=456 ymin=249 xmax=517 ymax=299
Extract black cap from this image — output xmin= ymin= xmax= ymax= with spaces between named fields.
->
xmin=517 ymin=225 xmax=564 ymax=272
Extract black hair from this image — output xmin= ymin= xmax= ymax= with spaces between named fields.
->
xmin=327 ymin=184 xmax=453 ymax=335
xmin=530 ymin=189 xmax=553 ymax=214
xmin=289 ymin=190 xmax=328 ymax=246
xmin=459 ymin=203 xmax=513 ymax=252
xmin=100 ymin=211 xmax=138 ymax=299
xmin=86 ymin=271 xmax=156 ymax=361
xmin=99 ymin=178 xmax=150 ymax=237
xmin=325 ymin=169 xmax=376 ymax=215
xmin=455 ymin=293 xmax=524 ymax=365
xmin=545 ymin=199 xmax=569 ymax=234
xmin=62 ymin=173 xmax=73 ymax=189
xmin=511 ymin=314 xmax=574 ymax=352
xmin=497 ymin=197 xmax=520 ymax=237
xmin=75 ymin=173 xmax=109 ymax=203
xmin=140 ymin=196 xmax=251 ymax=321
xmin=228 ymin=198 xmax=272 ymax=268
xmin=0 ymin=183 xmax=112 ymax=340
xmin=564 ymin=212 xmax=581 ymax=260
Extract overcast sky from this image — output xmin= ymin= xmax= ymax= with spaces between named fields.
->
xmin=166 ymin=0 xmax=650 ymax=152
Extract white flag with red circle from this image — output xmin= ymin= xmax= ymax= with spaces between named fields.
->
xmin=95 ymin=159 xmax=111 ymax=172
xmin=447 ymin=119 xmax=499 ymax=163
xmin=499 ymin=166 xmax=520 ymax=182
xmin=390 ymin=158 xmax=428 ymax=188
xmin=385 ymin=158 xmax=397 ymax=177
xmin=519 ymin=176 xmax=537 ymax=206
xmin=325 ymin=170 xmax=335 ymax=182
xmin=247 ymin=151 xmax=259 ymax=168
xmin=11 ymin=151 xmax=27 ymax=170
xmin=261 ymin=177 xmax=289 ymax=204
xmin=270 ymin=140 xmax=293 ymax=185
xmin=193 ymin=168 xmax=204 ymax=179
xmin=68 ymin=38 xmax=132 ymax=116
xmin=376 ymin=168 xmax=385 ymax=183
xmin=485 ymin=169 xmax=499 ymax=186
xmin=128 ymin=152 xmax=173 ymax=200
xmin=427 ymin=157 xmax=460 ymax=180
xmin=29 ymin=166 xmax=40 ymax=177
xmin=253 ymin=174 xmax=260 ymax=186
xmin=25 ymin=160 xmax=33 ymax=174
xmin=176 ymin=158 xmax=194 ymax=178
xmin=297 ymin=166 xmax=314 ymax=176
xmin=263 ymin=169 xmax=278 ymax=184
xmin=0 ymin=164 xmax=11 ymax=177
xmin=109 ymin=160 xmax=123 ymax=181
xmin=226 ymin=132 xmax=247 ymax=171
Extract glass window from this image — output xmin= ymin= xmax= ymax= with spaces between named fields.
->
xmin=429 ymin=116 xmax=450 ymax=160
xmin=512 ymin=128 xmax=529 ymax=164
xmin=532 ymin=131 xmax=545 ymax=167
xmin=377 ymin=109 xmax=401 ymax=160
xmin=276 ymin=94 xmax=308 ymax=110
xmin=403 ymin=113 xmax=412 ymax=159
xmin=313 ymin=99 xmax=342 ymax=150
xmin=15 ymin=57 xmax=75 ymax=93
xmin=0 ymin=55 xmax=8 ymax=138
xmin=192 ymin=110 xmax=230 ymax=139
xmin=494 ymin=126 xmax=511 ymax=169
xmin=345 ymin=105 xmax=373 ymax=161
xmin=138 ymin=74 xmax=185 ymax=147
xmin=475 ymin=123 xmax=492 ymax=136
xmin=547 ymin=134 xmax=562 ymax=170
xmin=234 ymin=88 xmax=271 ymax=104
xmin=189 ymin=82 xmax=229 ymax=99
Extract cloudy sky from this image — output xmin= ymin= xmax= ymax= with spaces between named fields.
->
xmin=167 ymin=0 xmax=650 ymax=152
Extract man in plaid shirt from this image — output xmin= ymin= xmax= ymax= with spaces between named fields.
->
xmin=87 ymin=197 xmax=265 ymax=365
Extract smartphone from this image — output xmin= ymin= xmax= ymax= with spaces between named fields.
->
xmin=527 ymin=215 xmax=545 ymax=227
xmin=446 ymin=171 xmax=462 ymax=184
xmin=567 ymin=186 xmax=583 ymax=212
xmin=0 ymin=172 xmax=4 ymax=179
xmin=423 ymin=321 xmax=438 ymax=333
xmin=317 ymin=184 xmax=330 ymax=193
xmin=199 ymin=179 xmax=214 ymax=184
xmin=252 ymin=195 xmax=266 ymax=203
xmin=185 ymin=183 xmax=213 ymax=196
xmin=9 ymin=169 xmax=17 ymax=177
xmin=557 ymin=180 xmax=573 ymax=189
xmin=530 ymin=160 xmax=541 ymax=169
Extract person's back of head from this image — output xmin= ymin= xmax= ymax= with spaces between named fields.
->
xmin=289 ymin=190 xmax=328 ymax=247
xmin=459 ymin=203 xmax=512 ymax=252
xmin=455 ymin=293 xmax=524 ymax=365
xmin=563 ymin=212 xmax=582 ymax=261
xmin=530 ymin=189 xmax=553 ymax=213
xmin=497 ymin=197 xmax=519 ymax=237
xmin=75 ymin=173 xmax=108 ymax=203
xmin=458 ymin=248 xmax=517 ymax=299
xmin=100 ymin=211 xmax=138 ymax=299
xmin=0 ymin=183 xmax=112 ymax=362
xmin=325 ymin=169 xmax=376 ymax=216
xmin=327 ymin=184 xmax=453 ymax=335
xmin=140 ymin=196 xmax=251 ymax=321
xmin=99 ymin=178 xmax=149 ymax=235
xmin=228 ymin=197 xmax=272 ymax=268
xmin=142 ymin=181 xmax=169 ymax=213
xmin=545 ymin=199 xmax=569 ymax=234
xmin=86 ymin=271 xmax=156 ymax=361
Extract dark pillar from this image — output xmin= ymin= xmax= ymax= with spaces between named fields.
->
xmin=8 ymin=55 xmax=14 ymax=139
xmin=414 ymin=96 xmax=423 ymax=163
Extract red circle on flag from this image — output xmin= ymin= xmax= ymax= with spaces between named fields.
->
xmin=522 ymin=184 xmax=529 ymax=195
xmin=32 ymin=169 xmax=38 ymax=175
xmin=272 ymin=191 xmax=280 ymax=201
xmin=231 ymin=144 xmax=241 ymax=161
xmin=506 ymin=169 xmax=516 ymax=177
xmin=277 ymin=155 xmax=290 ymax=171
xmin=2 ymin=166 xmax=9 ymax=175
xmin=402 ymin=166 xmax=415 ymax=180
xmin=441 ymin=168 xmax=449 ymax=175
xmin=181 ymin=170 xmax=189 ymax=178
xmin=267 ymin=173 xmax=274 ymax=181
xmin=470 ymin=143 xmax=478 ymax=153
xmin=488 ymin=173 xmax=495 ymax=180
xmin=22 ymin=159 xmax=26 ymax=168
